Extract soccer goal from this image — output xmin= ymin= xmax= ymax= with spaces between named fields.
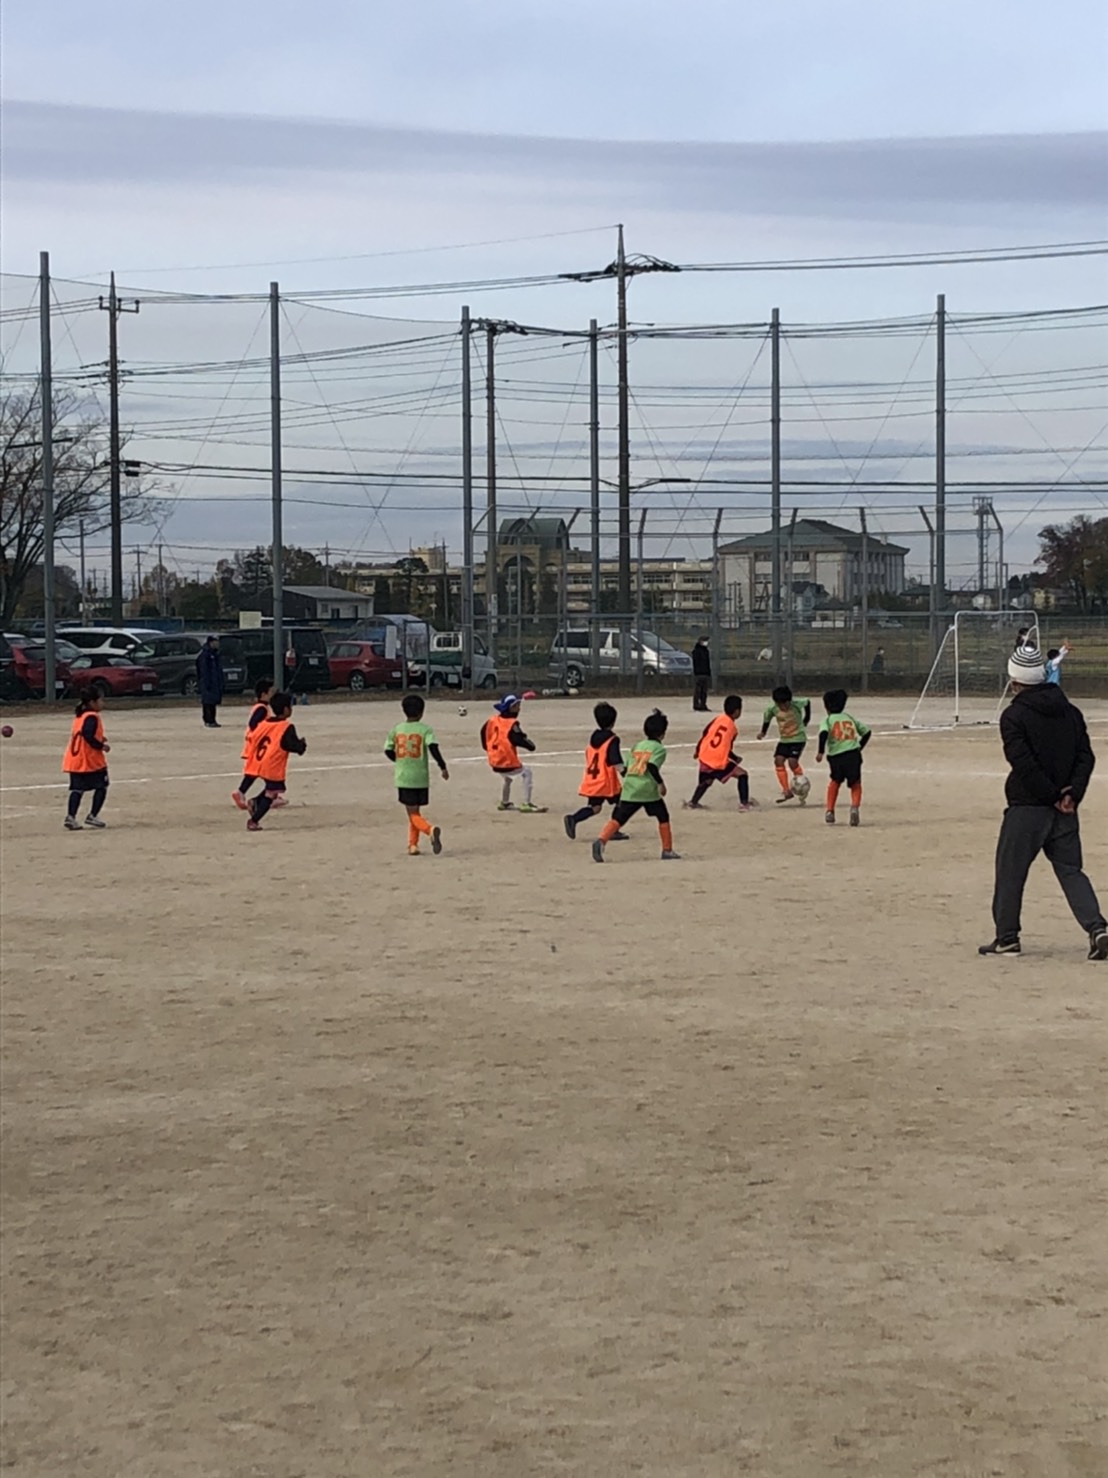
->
xmin=908 ymin=612 xmax=1040 ymax=729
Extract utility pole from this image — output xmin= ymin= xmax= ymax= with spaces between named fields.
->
xmin=270 ymin=282 xmax=284 ymax=684
xmin=635 ymin=507 xmax=648 ymax=694
xmin=711 ymin=508 xmax=724 ymax=685
xmin=40 ymin=251 xmax=56 ymax=703
xmin=79 ymin=520 xmax=88 ymax=621
xmin=770 ymin=308 xmax=783 ymax=680
xmin=98 ymin=272 xmax=140 ymax=626
xmin=785 ymin=506 xmax=798 ymax=688
xmin=934 ymin=293 xmax=946 ymax=647
xmin=460 ymin=306 xmax=474 ymax=692
xmin=157 ymin=541 xmax=164 ymax=615
xmin=589 ymin=318 xmax=601 ymax=679
xmin=485 ymin=321 xmax=499 ymax=665
xmin=323 ymin=544 xmax=331 ymax=586
xmin=135 ymin=547 xmax=143 ymax=607
xmin=859 ymin=509 xmax=870 ymax=691
xmin=988 ymin=503 xmax=1005 ymax=615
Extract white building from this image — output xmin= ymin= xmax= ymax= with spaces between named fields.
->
xmin=719 ymin=519 xmax=908 ymax=616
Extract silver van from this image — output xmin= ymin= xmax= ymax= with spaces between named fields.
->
xmin=550 ymin=628 xmax=693 ymax=687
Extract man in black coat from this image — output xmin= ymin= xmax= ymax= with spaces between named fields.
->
xmin=691 ymin=636 xmax=711 ymax=712
xmin=196 ymin=635 xmax=225 ymax=729
xmin=980 ymin=644 xmax=1107 ymax=960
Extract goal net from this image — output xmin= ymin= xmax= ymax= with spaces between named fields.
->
xmin=908 ymin=613 xmax=1040 ymax=729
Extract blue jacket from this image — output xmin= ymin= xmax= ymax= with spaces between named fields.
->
xmin=196 ymin=644 xmax=225 ymax=704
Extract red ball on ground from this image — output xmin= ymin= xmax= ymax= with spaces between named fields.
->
xmin=1 ymin=725 xmax=13 ymax=738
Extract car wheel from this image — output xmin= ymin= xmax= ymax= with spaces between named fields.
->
xmin=92 ymin=680 xmax=111 ymax=699
xmin=643 ymin=666 xmax=657 ymax=679
xmin=181 ymin=674 xmax=199 ymax=697
xmin=349 ymin=671 xmax=367 ymax=692
xmin=480 ymin=673 xmax=497 ymax=689
xmin=430 ymin=672 xmax=446 ymax=689
xmin=565 ymin=664 xmax=585 ymax=688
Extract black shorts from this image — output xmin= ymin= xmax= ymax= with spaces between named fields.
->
xmin=580 ymin=792 xmax=620 ymax=808
xmin=613 ymin=799 xmax=670 ymax=825
xmin=828 ymin=749 xmax=863 ymax=786
xmin=68 ymin=769 xmax=109 ymax=793
xmin=398 ymin=787 xmax=430 ymax=807
xmin=774 ymin=742 xmax=806 ymax=762
xmin=263 ymin=779 xmax=287 ymax=794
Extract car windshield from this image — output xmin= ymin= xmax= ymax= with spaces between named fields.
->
xmin=637 ymin=631 xmax=676 ymax=653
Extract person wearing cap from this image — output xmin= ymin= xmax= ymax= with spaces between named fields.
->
xmin=480 ymin=695 xmax=545 ymax=813
xmin=980 ymin=644 xmax=1107 ymax=961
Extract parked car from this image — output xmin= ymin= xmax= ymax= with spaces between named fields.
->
xmin=327 ymin=639 xmax=405 ymax=691
xmin=1 ymin=633 xmax=73 ymax=698
xmin=234 ymin=626 xmax=331 ymax=692
xmin=549 ymin=628 xmax=694 ymax=687
xmin=67 ymin=653 xmax=161 ymax=698
xmin=130 ymin=633 xmax=246 ymax=696
xmin=57 ymin=627 xmax=165 ymax=656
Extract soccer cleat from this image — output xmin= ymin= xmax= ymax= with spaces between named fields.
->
xmin=269 ymin=795 xmax=289 ymax=808
xmin=497 ymin=801 xmax=515 ymax=811
xmin=776 ymin=793 xmax=795 ymax=805
xmin=1088 ymin=928 xmax=1108 ymax=962
xmin=83 ymin=815 xmax=106 ymax=829
xmin=825 ymin=810 xmax=836 ymax=825
xmin=611 ymin=831 xmax=630 ymax=840
xmin=408 ymin=845 xmax=421 ymax=856
xmin=431 ymin=826 xmax=443 ymax=856
xmin=682 ymin=800 xmax=703 ymax=810
xmin=517 ymin=803 xmax=547 ymax=813
xmin=64 ymin=815 xmax=82 ymax=831
xmin=849 ymin=807 xmax=860 ymax=827
xmin=978 ymin=938 xmax=1021 ymax=956
xmin=591 ymin=839 xmax=605 ymax=863
xmin=563 ymin=814 xmax=577 ymax=840
xmin=737 ymin=802 xmax=756 ymax=813
xmin=660 ymin=849 xmax=682 ymax=860
xmin=231 ymin=791 xmax=248 ymax=810
xmin=246 ymin=819 xmax=262 ymax=832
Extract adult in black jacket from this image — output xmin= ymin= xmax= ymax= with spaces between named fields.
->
xmin=196 ymin=635 xmax=225 ymax=728
xmin=691 ymin=636 xmax=711 ymax=712
xmin=980 ymin=644 xmax=1107 ymax=960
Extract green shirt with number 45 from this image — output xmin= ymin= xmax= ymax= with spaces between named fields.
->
xmin=819 ymin=710 xmax=870 ymax=756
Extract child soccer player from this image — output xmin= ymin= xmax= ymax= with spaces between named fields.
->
xmin=592 ymin=709 xmax=679 ymax=862
xmin=244 ymin=692 xmax=308 ymax=831
xmin=1044 ymin=643 xmax=1070 ymax=686
xmin=385 ymin=693 xmax=449 ymax=856
xmin=62 ymin=693 xmax=111 ymax=830
xmin=757 ymin=685 xmax=811 ymax=804
xmin=481 ymin=694 xmax=545 ymax=812
xmin=564 ymin=701 xmax=628 ymax=840
xmin=232 ymin=677 xmax=275 ymax=810
xmin=816 ymin=688 xmax=871 ymax=827
xmin=685 ymin=695 xmax=755 ymax=811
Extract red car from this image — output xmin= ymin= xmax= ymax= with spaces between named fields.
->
xmin=67 ymin=653 xmax=161 ymax=698
xmin=327 ymin=640 xmax=405 ymax=691
xmin=1 ymin=635 xmax=73 ymax=698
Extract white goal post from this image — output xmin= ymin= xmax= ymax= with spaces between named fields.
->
xmin=908 ymin=612 xmax=1040 ymax=729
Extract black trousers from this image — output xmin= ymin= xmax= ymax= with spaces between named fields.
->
xmin=202 ymin=702 xmax=219 ymax=725
xmin=693 ymin=676 xmax=710 ymax=711
xmin=992 ymin=806 xmax=1105 ymax=943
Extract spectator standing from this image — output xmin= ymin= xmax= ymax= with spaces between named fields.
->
xmin=870 ymin=647 xmax=886 ymax=675
xmin=196 ymin=635 xmax=225 ymax=729
xmin=691 ymin=636 xmax=712 ymax=712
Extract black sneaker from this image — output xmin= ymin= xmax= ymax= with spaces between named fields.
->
xmin=431 ymin=826 xmax=443 ymax=856
xmin=563 ymin=814 xmax=577 ymax=841
xmin=978 ymin=938 xmax=1021 ymax=956
xmin=1088 ymin=928 xmax=1108 ymax=962
xmin=591 ymin=839 xmax=605 ymax=864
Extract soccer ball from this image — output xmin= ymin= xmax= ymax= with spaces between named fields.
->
xmin=457 ymin=705 xmax=468 ymax=717
xmin=792 ymin=774 xmax=811 ymax=801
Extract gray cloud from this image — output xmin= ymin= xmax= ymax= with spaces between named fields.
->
xmin=7 ymin=102 xmax=1107 ymax=225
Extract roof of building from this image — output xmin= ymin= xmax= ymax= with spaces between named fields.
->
xmin=284 ymin=585 xmax=369 ymax=602
xmin=719 ymin=518 xmax=909 ymax=556
xmin=498 ymin=515 xmax=569 ymax=545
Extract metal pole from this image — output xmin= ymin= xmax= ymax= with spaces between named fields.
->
xmin=135 ymin=547 xmax=142 ymax=608
xmin=989 ymin=503 xmax=1005 ymax=614
xmin=589 ymin=318 xmax=601 ymax=680
xmin=40 ymin=251 xmax=56 ymax=703
xmin=270 ymin=282 xmax=284 ymax=684
xmin=79 ymin=519 xmax=87 ymax=621
xmin=635 ymin=508 xmax=646 ymax=694
xmin=785 ymin=507 xmax=798 ymax=688
xmin=860 ymin=508 xmax=870 ymax=692
xmin=616 ymin=225 xmax=631 ymax=627
xmin=934 ymin=293 xmax=946 ymax=648
xmin=461 ymin=306 xmax=474 ymax=695
xmin=711 ymin=508 xmax=723 ymax=687
xmin=107 ymin=273 xmax=122 ymax=625
xmin=485 ymin=322 xmax=498 ymax=665
xmin=770 ymin=308 xmax=782 ymax=680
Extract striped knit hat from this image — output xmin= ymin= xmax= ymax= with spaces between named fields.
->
xmin=1008 ymin=645 xmax=1046 ymax=685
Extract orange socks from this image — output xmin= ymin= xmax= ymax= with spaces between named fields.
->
xmin=850 ymin=782 xmax=862 ymax=807
xmin=826 ymin=780 xmax=842 ymax=810
xmin=792 ymin=761 xmax=805 ymax=777
xmin=599 ymin=819 xmax=620 ymax=844
xmin=659 ymin=822 xmax=674 ymax=852
xmin=407 ymin=818 xmax=420 ymax=849
xmin=408 ymin=810 xmax=434 ymax=850
xmin=774 ymin=762 xmax=790 ymax=795
xmin=412 ymin=813 xmax=433 ymax=836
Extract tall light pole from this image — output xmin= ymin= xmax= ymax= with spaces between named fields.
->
xmin=98 ymin=272 xmax=140 ymax=625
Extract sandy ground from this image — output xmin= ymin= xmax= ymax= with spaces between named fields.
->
xmin=1 ymin=692 xmax=1106 ymax=1478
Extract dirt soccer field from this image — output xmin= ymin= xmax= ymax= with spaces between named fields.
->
xmin=2 ymin=694 xmax=1106 ymax=1478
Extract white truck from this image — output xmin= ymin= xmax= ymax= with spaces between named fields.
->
xmin=376 ymin=620 xmax=498 ymax=689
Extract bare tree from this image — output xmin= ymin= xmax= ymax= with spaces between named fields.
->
xmin=0 ymin=386 xmax=150 ymax=625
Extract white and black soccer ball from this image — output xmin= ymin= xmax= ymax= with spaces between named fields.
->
xmin=792 ymin=774 xmax=811 ymax=801
xmin=457 ymin=705 xmax=468 ymax=717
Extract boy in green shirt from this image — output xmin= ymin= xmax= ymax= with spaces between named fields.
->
xmin=592 ymin=710 xmax=680 ymax=862
xmin=757 ymin=685 xmax=812 ymax=803
xmin=385 ymin=693 xmax=449 ymax=855
xmin=816 ymin=688 xmax=871 ymax=827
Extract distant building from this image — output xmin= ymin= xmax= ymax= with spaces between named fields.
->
xmin=279 ymin=585 xmax=374 ymax=622
xmin=719 ymin=518 xmax=907 ymax=615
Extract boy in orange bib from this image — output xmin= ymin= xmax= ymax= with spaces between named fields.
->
xmin=685 ymin=695 xmax=754 ymax=811
xmin=244 ymin=692 xmax=308 ymax=831
xmin=480 ymin=694 xmax=545 ymax=812
xmin=564 ymin=701 xmax=629 ymax=840
xmin=232 ymin=676 xmax=276 ymax=810
xmin=62 ymin=693 xmax=111 ymax=830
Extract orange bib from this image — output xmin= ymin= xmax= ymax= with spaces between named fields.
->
xmin=579 ymin=737 xmax=620 ymax=798
xmin=242 ymin=703 xmax=269 ymax=762
xmin=695 ymin=713 xmax=737 ymax=767
xmin=62 ymin=713 xmax=106 ymax=773
xmin=485 ymin=714 xmax=520 ymax=770
xmin=250 ymin=718 xmax=292 ymax=783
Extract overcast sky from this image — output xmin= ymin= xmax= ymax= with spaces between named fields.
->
xmin=2 ymin=0 xmax=1106 ymax=583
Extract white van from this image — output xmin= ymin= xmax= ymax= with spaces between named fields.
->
xmin=58 ymin=627 xmax=165 ymax=656
xmin=550 ymin=628 xmax=694 ymax=687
